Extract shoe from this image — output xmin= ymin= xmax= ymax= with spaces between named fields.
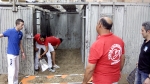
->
xmin=35 ymin=69 xmax=39 ymax=71
xmin=53 ymin=64 xmax=60 ymax=68
xmin=48 ymin=68 xmax=55 ymax=72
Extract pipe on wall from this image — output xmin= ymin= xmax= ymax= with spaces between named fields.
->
xmin=12 ymin=0 xmax=17 ymax=12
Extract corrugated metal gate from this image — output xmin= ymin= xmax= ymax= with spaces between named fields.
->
xmin=84 ymin=3 xmax=150 ymax=73
xmin=0 ymin=7 xmax=35 ymax=75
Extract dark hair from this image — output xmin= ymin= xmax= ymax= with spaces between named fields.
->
xmin=40 ymin=33 xmax=46 ymax=38
xmin=142 ymin=21 xmax=150 ymax=32
xmin=59 ymin=38 xmax=63 ymax=43
xmin=99 ymin=18 xmax=113 ymax=30
xmin=15 ymin=19 xmax=24 ymax=25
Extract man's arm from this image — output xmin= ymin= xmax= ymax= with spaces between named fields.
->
xmin=54 ymin=45 xmax=59 ymax=49
xmin=39 ymin=46 xmax=48 ymax=58
xmin=120 ymin=54 xmax=125 ymax=71
xmin=144 ymin=78 xmax=150 ymax=84
xmin=0 ymin=34 xmax=4 ymax=38
xmin=82 ymin=63 xmax=96 ymax=84
xmin=34 ymin=39 xmax=39 ymax=52
xmin=20 ymin=40 xmax=25 ymax=59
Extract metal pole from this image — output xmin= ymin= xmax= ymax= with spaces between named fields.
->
xmin=12 ymin=0 xmax=17 ymax=12
xmin=98 ymin=2 xmax=101 ymax=19
xmin=112 ymin=2 xmax=115 ymax=32
xmin=34 ymin=6 xmax=50 ymax=12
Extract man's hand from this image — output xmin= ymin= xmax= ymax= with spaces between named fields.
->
xmin=22 ymin=53 xmax=25 ymax=59
xmin=35 ymin=48 xmax=39 ymax=52
xmin=136 ymin=62 xmax=138 ymax=67
xmin=38 ymin=55 xmax=42 ymax=59
xmin=0 ymin=34 xmax=4 ymax=38
xmin=82 ymin=82 xmax=88 ymax=84
xmin=144 ymin=78 xmax=150 ymax=84
xmin=82 ymin=83 xmax=88 ymax=84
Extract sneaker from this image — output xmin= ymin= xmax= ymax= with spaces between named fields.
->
xmin=53 ymin=64 xmax=60 ymax=68
xmin=48 ymin=68 xmax=55 ymax=72
xmin=35 ymin=69 xmax=39 ymax=71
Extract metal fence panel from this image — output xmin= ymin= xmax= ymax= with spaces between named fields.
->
xmin=85 ymin=3 xmax=150 ymax=74
xmin=122 ymin=5 xmax=150 ymax=73
xmin=0 ymin=7 xmax=34 ymax=75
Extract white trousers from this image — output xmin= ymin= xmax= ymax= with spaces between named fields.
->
xmin=112 ymin=82 xmax=118 ymax=84
xmin=93 ymin=82 xmax=118 ymax=84
xmin=7 ymin=54 xmax=19 ymax=84
xmin=35 ymin=42 xmax=54 ymax=69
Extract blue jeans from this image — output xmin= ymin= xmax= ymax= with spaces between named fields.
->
xmin=134 ymin=68 xmax=149 ymax=84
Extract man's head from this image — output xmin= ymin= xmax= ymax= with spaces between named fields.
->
xmin=141 ymin=21 xmax=150 ymax=39
xmin=59 ymin=38 xmax=63 ymax=43
xmin=96 ymin=17 xmax=113 ymax=34
xmin=16 ymin=19 xmax=24 ymax=30
xmin=40 ymin=33 xmax=47 ymax=42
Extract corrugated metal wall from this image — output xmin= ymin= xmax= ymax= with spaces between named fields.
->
xmin=85 ymin=3 xmax=150 ymax=73
xmin=40 ymin=12 xmax=52 ymax=36
xmin=123 ymin=4 xmax=150 ymax=73
xmin=0 ymin=7 xmax=35 ymax=75
xmin=36 ymin=11 xmax=41 ymax=33
xmin=50 ymin=13 xmax=82 ymax=49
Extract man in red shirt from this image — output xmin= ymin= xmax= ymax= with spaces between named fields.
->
xmin=47 ymin=36 xmax=63 ymax=49
xmin=34 ymin=33 xmax=55 ymax=72
xmin=47 ymin=36 xmax=63 ymax=68
xmin=82 ymin=17 xmax=125 ymax=84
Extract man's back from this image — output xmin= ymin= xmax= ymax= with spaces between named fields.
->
xmin=88 ymin=33 xmax=124 ymax=83
xmin=47 ymin=36 xmax=61 ymax=46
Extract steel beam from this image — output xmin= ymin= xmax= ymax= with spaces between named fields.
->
xmin=0 ymin=2 xmax=149 ymax=6
xmin=17 ymin=2 xmax=88 ymax=5
xmin=50 ymin=5 xmax=66 ymax=12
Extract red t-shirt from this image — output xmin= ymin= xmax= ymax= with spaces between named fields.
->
xmin=34 ymin=34 xmax=48 ymax=46
xmin=47 ymin=36 xmax=61 ymax=46
xmin=88 ymin=33 xmax=125 ymax=84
